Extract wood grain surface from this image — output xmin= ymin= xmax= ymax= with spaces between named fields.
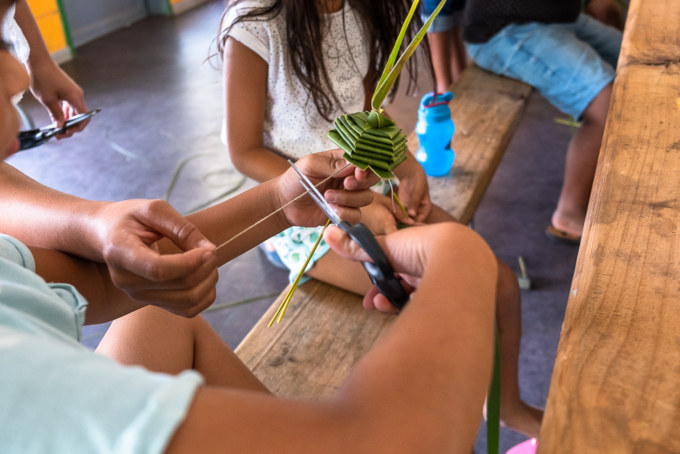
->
xmin=539 ymin=0 xmax=680 ymax=450
xmin=425 ymin=65 xmax=532 ymax=225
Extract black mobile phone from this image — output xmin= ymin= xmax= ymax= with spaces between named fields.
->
xmin=17 ymin=108 xmax=101 ymax=151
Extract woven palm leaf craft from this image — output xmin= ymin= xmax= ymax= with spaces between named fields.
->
xmin=328 ymin=0 xmax=448 ymax=179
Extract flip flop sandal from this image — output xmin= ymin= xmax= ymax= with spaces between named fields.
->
xmin=545 ymin=224 xmax=581 ymax=245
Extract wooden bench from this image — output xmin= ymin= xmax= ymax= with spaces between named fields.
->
xmin=236 ymin=65 xmax=532 ymax=400
xmin=538 ymin=0 xmax=680 ymax=451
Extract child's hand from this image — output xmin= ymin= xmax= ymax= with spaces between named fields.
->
xmin=324 ymin=222 xmax=497 ymax=313
xmin=28 ymin=61 xmax=89 ymax=138
xmin=394 ymin=153 xmax=433 ymax=222
xmin=359 ymin=197 xmax=399 ymax=235
xmin=92 ymin=199 xmax=218 ymax=317
xmin=324 ymin=224 xmax=430 ymax=312
xmin=277 ymin=149 xmax=377 ymax=227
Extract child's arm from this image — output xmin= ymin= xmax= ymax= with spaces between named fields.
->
xmin=390 ymin=147 xmax=434 ymax=222
xmin=30 ymin=246 xmax=149 ymax=325
xmin=14 ymin=0 xmax=89 ymax=136
xmin=0 ymin=162 xmax=216 ymax=313
xmin=222 ymin=39 xmax=289 ymax=182
xmin=165 ymin=223 xmax=497 ymax=453
xmin=12 ymin=151 xmax=376 ymax=323
xmin=183 ymin=150 xmax=375 ymax=262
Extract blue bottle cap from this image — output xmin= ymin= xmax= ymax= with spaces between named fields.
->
xmin=418 ymin=91 xmax=453 ymax=122
xmin=420 ymin=91 xmax=453 ymax=108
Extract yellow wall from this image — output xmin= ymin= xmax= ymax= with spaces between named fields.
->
xmin=26 ymin=0 xmax=70 ymax=60
xmin=26 ymin=0 xmax=204 ymax=59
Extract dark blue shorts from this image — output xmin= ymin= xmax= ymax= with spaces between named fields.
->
xmin=421 ymin=0 xmax=465 ymax=33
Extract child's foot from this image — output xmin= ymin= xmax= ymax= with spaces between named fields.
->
xmin=550 ymin=212 xmax=584 ymax=239
xmin=500 ymin=402 xmax=543 ymax=439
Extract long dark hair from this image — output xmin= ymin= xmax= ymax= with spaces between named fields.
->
xmin=217 ymin=0 xmax=432 ymax=121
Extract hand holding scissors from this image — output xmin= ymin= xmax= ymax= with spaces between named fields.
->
xmin=18 ymin=109 xmax=101 ymax=151
xmin=289 ymin=160 xmax=409 ymax=309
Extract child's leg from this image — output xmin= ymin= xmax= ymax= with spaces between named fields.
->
xmin=306 ymin=250 xmax=373 ymax=295
xmin=427 ymin=26 xmax=467 ymax=92
xmin=422 ymin=0 xmax=467 ymax=92
xmin=495 ymin=259 xmax=543 ymax=438
xmin=426 ymin=205 xmax=543 ymax=436
xmin=585 ymin=0 xmax=625 ymax=30
xmin=466 ymin=20 xmax=618 ymax=238
xmin=97 ymin=306 xmax=269 ymax=392
xmin=552 ymin=82 xmax=612 ymax=237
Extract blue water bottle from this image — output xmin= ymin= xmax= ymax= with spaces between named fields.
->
xmin=415 ymin=91 xmax=455 ymax=177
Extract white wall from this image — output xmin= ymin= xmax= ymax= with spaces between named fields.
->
xmin=60 ymin=0 xmax=147 ymax=47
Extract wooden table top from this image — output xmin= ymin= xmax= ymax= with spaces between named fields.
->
xmin=538 ymin=1 xmax=680 ymax=451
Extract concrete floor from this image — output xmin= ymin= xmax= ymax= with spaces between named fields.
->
xmin=9 ymin=2 xmax=581 ymax=452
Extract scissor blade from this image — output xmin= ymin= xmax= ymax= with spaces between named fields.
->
xmin=288 ymin=160 xmax=342 ymax=225
xmin=52 ymin=109 xmax=102 ymax=136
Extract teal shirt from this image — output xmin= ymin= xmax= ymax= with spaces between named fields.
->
xmin=0 ymin=235 xmax=203 ymax=454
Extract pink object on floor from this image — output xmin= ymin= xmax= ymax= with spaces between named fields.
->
xmin=506 ymin=438 xmax=537 ymax=454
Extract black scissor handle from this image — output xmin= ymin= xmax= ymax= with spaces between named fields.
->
xmin=17 ymin=109 xmax=100 ymax=151
xmin=339 ymin=222 xmax=409 ymax=309
xmin=17 ymin=129 xmax=48 ymax=150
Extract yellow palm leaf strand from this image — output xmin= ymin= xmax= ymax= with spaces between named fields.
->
xmin=268 ymin=219 xmax=332 ymax=326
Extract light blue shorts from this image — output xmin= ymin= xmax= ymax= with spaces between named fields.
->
xmin=465 ymin=14 xmax=622 ymax=119
xmin=421 ymin=0 xmax=465 ymax=33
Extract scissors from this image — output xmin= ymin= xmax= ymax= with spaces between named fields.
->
xmin=289 ymin=159 xmax=409 ymax=309
xmin=18 ymin=109 xmax=101 ymax=151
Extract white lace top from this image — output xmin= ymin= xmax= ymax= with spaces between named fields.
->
xmin=222 ymin=0 xmax=370 ymax=159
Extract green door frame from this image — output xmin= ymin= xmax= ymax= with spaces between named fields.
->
xmin=55 ymin=0 xmax=74 ymax=56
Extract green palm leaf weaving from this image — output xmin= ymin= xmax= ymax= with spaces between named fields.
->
xmin=328 ymin=0 xmax=448 ymax=179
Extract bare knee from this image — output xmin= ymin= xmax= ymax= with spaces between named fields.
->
xmin=581 ymin=82 xmax=613 ymax=127
xmin=495 ymin=259 xmax=521 ymax=314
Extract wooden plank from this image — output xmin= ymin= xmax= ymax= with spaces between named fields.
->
xmin=538 ymin=22 xmax=680 ymax=454
xmin=410 ymin=65 xmax=533 ymax=225
xmin=619 ymin=0 xmax=680 ymax=67
xmin=236 ymin=65 xmax=532 ymax=400
xmin=236 ymin=280 xmax=394 ymax=399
